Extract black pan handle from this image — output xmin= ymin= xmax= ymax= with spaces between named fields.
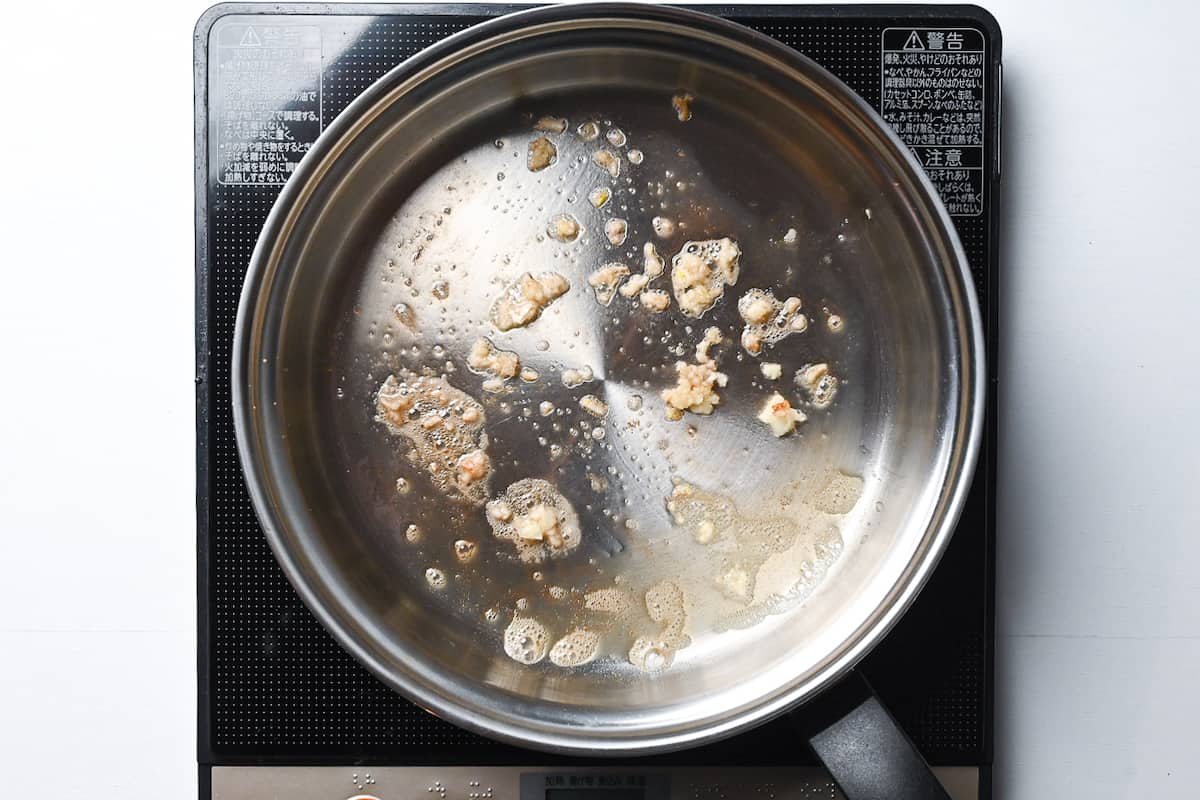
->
xmin=795 ymin=672 xmax=952 ymax=800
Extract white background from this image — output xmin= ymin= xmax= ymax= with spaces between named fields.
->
xmin=0 ymin=0 xmax=1196 ymax=797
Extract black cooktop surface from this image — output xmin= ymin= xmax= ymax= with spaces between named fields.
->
xmin=195 ymin=0 xmax=999 ymax=771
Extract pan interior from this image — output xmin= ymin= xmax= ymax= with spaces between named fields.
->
xmin=245 ymin=23 xmax=967 ymax=748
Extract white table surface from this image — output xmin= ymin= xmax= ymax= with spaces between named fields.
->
xmin=0 ymin=0 xmax=1196 ymax=797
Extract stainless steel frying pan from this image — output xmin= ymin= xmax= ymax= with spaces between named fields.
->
xmin=232 ymin=0 xmax=984 ymax=781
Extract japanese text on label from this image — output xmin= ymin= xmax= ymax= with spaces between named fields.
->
xmin=215 ymin=24 xmax=322 ymax=185
xmin=881 ymin=28 xmax=986 ymax=216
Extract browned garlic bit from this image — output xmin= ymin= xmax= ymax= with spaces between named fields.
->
xmin=652 ymin=216 xmax=676 ymax=238
xmin=671 ymin=238 xmax=741 ymax=318
xmin=485 ymin=478 xmax=582 ymax=562
xmin=577 ymin=120 xmax=600 ymax=141
xmin=534 ymin=116 xmax=567 ymax=134
xmin=467 ymin=337 xmax=520 ymax=381
xmin=547 ymin=213 xmax=581 ymax=242
xmin=519 ymin=367 xmax=540 ymax=383
xmin=587 ymin=263 xmax=630 ymax=307
xmin=374 ymin=372 xmax=492 ymax=504
xmin=737 ymin=289 xmax=807 ymax=355
xmin=795 ymin=362 xmax=839 ymax=409
xmin=588 ymin=186 xmax=611 ymax=209
xmin=592 ymin=148 xmax=621 ymax=178
xmin=672 ymin=91 xmax=694 ymax=122
xmin=757 ymin=391 xmax=806 ymax=437
xmin=639 ymin=289 xmax=670 ymax=312
xmin=527 ymin=136 xmax=557 ymax=171
xmin=490 ymin=272 xmax=570 ymax=331
xmin=605 ymin=218 xmax=627 ymax=246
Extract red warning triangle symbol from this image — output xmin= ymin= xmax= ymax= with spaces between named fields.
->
xmin=240 ymin=26 xmax=262 ymax=47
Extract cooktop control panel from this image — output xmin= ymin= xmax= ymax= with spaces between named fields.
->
xmin=210 ymin=766 xmax=980 ymax=800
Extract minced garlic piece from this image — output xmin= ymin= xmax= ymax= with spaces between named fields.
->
xmin=619 ymin=273 xmax=650 ymax=298
xmin=374 ymin=372 xmax=490 ymax=504
xmin=605 ymin=218 xmax=627 ymax=246
xmin=456 ymin=449 xmax=490 ymax=490
xmin=588 ymin=263 xmax=630 ymax=307
xmin=561 ymin=365 xmax=595 ymax=388
xmin=760 ymin=362 xmax=783 ymax=380
xmin=375 ymin=378 xmax=416 ymax=426
xmin=662 ymin=360 xmax=727 ymax=420
xmin=588 ymin=186 xmax=611 ymax=208
xmin=643 ymin=242 xmax=665 ymax=277
xmin=528 ymin=136 xmax=557 ymax=171
xmin=742 ymin=295 xmax=775 ymax=325
xmin=467 ymin=337 xmax=520 ymax=380
xmin=547 ymin=214 xmax=581 ymax=242
xmin=515 ymin=503 xmax=559 ymax=543
xmin=757 ymin=392 xmax=806 ymax=436
xmin=671 ymin=238 xmax=741 ymax=318
xmin=737 ymin=288 xmax=806 ymax=355
xmin=579 ymin=394 xmax=608 ymax=418
xmin=592 ymin=148 xmax=620 ymax=178
xmin=534 ymin=116 xmax=567 ymax=133
xmin=795 ymin=362 xmax=839 ymax=409
xmin=491 ymin=272 xmax=570 ymax=331
xmin=694 ymin=326 xmax=723 ymax=362
xmin=640 ymin=289 xmax=670 ymax=312
xmin=652 ymin=216 xmax=676 ymax=238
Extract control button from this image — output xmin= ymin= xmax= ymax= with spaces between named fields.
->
xmin=346 ymin=795 xmax=382 ymax=800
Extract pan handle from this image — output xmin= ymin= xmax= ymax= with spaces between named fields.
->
xmin=795 ymin=672 xmax=952 ymax=800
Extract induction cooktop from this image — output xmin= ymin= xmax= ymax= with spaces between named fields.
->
xmin=194 ymin=5 xmax=1001 ymax=799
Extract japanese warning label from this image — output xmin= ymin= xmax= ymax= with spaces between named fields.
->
xmin=215 ymin=23 xmax=322 ymax=185
xmin=881 ymin=28 xmax=986 ymax=216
